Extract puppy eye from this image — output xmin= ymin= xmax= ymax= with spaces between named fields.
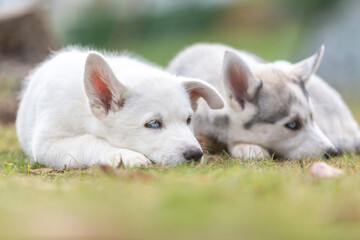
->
xmin=186 ymin=116 xmax=192 ymax=125
xmin=145 ymin=120 xmax=162 ymax=129
xmin=285 ymin=120 xmax=301 ymax=130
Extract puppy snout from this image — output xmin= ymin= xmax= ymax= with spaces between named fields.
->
xmin=324 ymin=148 xmax=338 ymax=159
xmin=183 ymin=147 xmax=203 ymax=162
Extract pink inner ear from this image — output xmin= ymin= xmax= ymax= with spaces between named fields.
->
xmin=189 ymin=89 xmax=200 ymax=101
xmin=189 ymin=89 xmax=201 ymax=110
xmin=228 ymin=64 xmax=247 ymax=109
xmin=91 ymin=69 xmax=112 ymax=109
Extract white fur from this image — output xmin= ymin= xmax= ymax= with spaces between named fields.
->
xmin=16 ymin=47 xmax=224 ymax=169
xmin=168 ymin=43 xmax=351 ymax=160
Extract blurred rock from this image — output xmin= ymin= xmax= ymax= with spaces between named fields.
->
xmin=309 ymin=161 xmax=344 ymax=178
xmin=0 ymin=2 xmax=58 ymax=124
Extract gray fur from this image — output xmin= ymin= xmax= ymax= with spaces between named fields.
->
xmin=244 ymin=90 xmax=294 ymax=129
xmin=193 ymin=113 xmax=229 ymax=145
xmin=296 ymin=79 xmax=310 ymax=100
xmin=168 ymin=43 xmax=342 ymax=160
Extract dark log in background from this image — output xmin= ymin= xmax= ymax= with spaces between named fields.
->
xmin=0 ymin=4 xmax=57 ymax=124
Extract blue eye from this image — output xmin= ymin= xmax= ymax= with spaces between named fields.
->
xmin=145 ymin=120 xmax=162 ymax=129
xmin=285 ymin=120 xmax=301 ymax=130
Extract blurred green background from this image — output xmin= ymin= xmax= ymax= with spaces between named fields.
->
xmin=54 ymin=0 xmax=331 ymax=64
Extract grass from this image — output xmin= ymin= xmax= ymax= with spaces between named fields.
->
xmin=1 ymin=123 xmax=360 ymax=240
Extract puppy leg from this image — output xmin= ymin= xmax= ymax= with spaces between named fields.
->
xmin=230 ymin=143 xmax=270 ymax=161
xmin=33 ymin=134 xmax=151 ymax=169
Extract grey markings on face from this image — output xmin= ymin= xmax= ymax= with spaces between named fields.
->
xmin=244 ymin=88 xmax=294 ymax=129
xmin=244 ymin=71 xmax=296 ymax=129
xmin=242 ymin=65 xmax=315 ymax=129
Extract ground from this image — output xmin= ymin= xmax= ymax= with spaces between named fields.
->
xmin=1 ymin=121 xmax=360 ymax=240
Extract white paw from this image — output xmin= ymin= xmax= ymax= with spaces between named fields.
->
xmin=230 ymin=144 xmax=270 ymax=161
xmin=106 ymin=149 xmax=151 ymax=167
xmin=121 ymin=150 xmax=152 ymax=167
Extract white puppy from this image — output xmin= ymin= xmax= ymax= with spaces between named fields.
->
xmin=168 ymin=43 xmax=355 ymax=160
xmin=16 ymin=47 xmax=224 ymax=169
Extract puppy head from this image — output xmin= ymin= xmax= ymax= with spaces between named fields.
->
xmin=223 ymin=46 xmax=337 ymax=159
xmin=84 ymin=52 xmax=224 ymax=165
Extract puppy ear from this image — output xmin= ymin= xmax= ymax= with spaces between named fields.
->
xmin=84 ymin=52 xmax=128 ymax=118
xmin=182 ymin=78 xmax=224 ymax=111
xmin=290 ymin=45 xmax=324 ymax=83
xmin=223 ymin=51 xmax=262 ymax=109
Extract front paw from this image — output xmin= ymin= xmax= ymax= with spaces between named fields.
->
xmin=106 ymin=149 xmax=152 ymax=167
xmin=230 ymin=144 xmax=270 ymax=161
xmin=121 ymin=150 xmax=152 ymax=167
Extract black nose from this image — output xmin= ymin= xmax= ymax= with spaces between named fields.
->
xmin=183 ymin=147 xmax=203 ymax=162
xmin=324 ymin=148 xmax=338 ymax=159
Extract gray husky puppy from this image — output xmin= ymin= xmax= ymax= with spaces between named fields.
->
xmin=168 ymin=43 xmax=360 ymax=160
